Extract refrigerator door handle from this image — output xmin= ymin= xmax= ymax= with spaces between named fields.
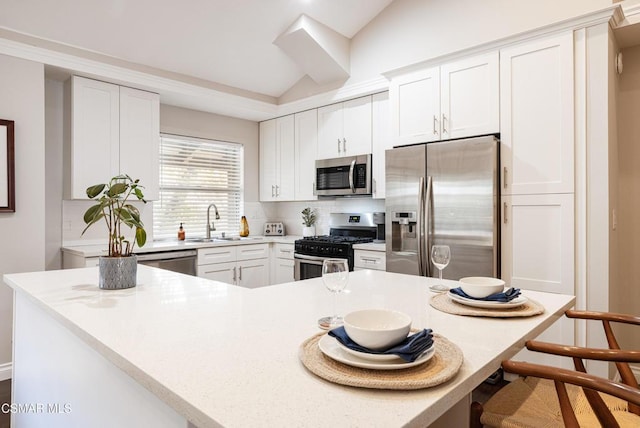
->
xmin=425 ymin=175 xmax=433 ymax=277
xmin=417 ymin=176 xmax=426 ymax=276
xmin=348 ymin=159 xmax=356 ymax=193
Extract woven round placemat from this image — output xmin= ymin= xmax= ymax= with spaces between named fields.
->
xmin=299 ymin=333 xmax=463 ymax=390
xmin=430 ymin=293 xmax=545 ymax=317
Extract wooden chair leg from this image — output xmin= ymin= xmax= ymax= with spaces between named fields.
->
xmin=470 ymin=401 xmax=484 ymax=428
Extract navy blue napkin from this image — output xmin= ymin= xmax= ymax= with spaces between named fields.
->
xmin=450 ymin=286 xmax=521 ymax=302
xmin=328 ymin=326 xmax=433 ymax=363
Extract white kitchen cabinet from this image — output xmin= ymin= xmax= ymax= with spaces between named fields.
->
xmin=390 ymin=52 xmax=499 ymax=146
xmin=502 ymin=193 xmax=576 ymax=370
xmin=501 ymin=194 xmax=575 ymax=296
xmin=271 ymin=243 xmax=295 ymax=285
xmin=66 ymin=76 xmax=160 ymax=200
xmin=197 ymin=261 xmax=236 ymax=284
xmin=500 ymin=32 xmax=574 ymax=195
xmin=67 ymin=76 xmax=120 ymax=199
xmin=236 ymin=259 xmax=269 ymax=289
xmin=354 ymin=249 xmax=386 ymax=271
xmin=119 ymin=86 xmax=160 ymax=200
xmin=371 ymin=92 xmax=392 ymax=199
xmin=259 ymin=115 xmax=295 ymax=201
xmin=197 ymin=243 xmax=270 ymax=288
xmin=317 ymin=96 xmax=372 ymax=159
xmin=294 ymin=109 xmax=318 ymax=200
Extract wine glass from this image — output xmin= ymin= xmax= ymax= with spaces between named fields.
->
xmin=318 ymin=259 xmax=349 ymax=329
xmin=430 ymin=245 xmax=451 ymax=292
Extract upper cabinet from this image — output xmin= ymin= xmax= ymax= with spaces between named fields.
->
xmin=294 ymin=109 xmax=318 ymax=201
xmin=390 ymin=51 xmax=499 ymax=146
xmin=66 ymin=76 xmax=159 ymax=200
xmin=500 ymin=33 xmax=574 ymax=195
xmin=259 ymin=115 xmax=295 ymax=201
xmin=317 ymin=96 xmax=372 ymax=159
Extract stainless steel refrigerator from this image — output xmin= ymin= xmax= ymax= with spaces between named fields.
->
xmin=385 ymin=135 xmax=499 ymax=279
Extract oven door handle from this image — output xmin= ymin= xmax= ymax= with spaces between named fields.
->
xmin=294 ymin=254 xmax=329 ymax=264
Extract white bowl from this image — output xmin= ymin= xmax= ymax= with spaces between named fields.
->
xmin=459 ymin=277 xmax=505 ymax=298
xmin=343 ymin=309 xmax=411 ymax=351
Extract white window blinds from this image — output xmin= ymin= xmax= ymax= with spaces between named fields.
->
xmin=153 ymin=134 xmax=243 ymax=240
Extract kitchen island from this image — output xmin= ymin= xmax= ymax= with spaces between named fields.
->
xmin=4 ymin=267 xmax=575 ymax=427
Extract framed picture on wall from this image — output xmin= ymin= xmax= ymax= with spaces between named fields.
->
xmin=0 ymin=119 xmax=15 ymax=212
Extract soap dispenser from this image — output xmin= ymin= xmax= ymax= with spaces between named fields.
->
xmin=178 ymin=223 xmax=186 ymax=241
xmin=240 ymin=216 xmax=249 ymax=237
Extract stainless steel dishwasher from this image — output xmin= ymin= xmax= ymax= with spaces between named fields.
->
xmin=136 ymin=250 xmax=197 ymax=276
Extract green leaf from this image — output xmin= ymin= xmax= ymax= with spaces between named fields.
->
xmin=108 ymin=182 xmax=128 ymax=197
xmin=81 ymin=213 xmax=104 ymax=235
xmin=135 ymin=227 xmax=147 ymax=248
xmin=124 ymin=204 xmax=140 ymax=217
xmin=86 ymin=184 xmax=106 ymax=199
xmin=83 ymin=204 xmax=102 ymax=224
xmin=134 ymin=188 xmax=145 ymax=200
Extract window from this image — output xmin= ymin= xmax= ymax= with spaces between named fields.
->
xmin=153 ymin=134 xmax=243 ymax=240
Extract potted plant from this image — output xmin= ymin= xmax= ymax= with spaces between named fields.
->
xmin=301 ymin=207 xmax=317 ymax=237
xmin=82 ymin=174 xmax=147 ymax=289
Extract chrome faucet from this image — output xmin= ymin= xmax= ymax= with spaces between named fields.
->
xmin=206 ymin=203 xmax=220 ymax=239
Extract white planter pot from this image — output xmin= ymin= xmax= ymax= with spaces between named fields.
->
xmin=302 ymin=226 xmax=316 ymax=237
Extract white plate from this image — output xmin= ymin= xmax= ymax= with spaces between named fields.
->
xmin=318 ymin=335 xmax=436 ymax=370
xmin=335 ymin=338 xmax=434 ymax=362
xmin=447 ymin=291 xmax=528 ymax=309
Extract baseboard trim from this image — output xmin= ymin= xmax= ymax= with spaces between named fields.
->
xmin=0 ymin=363 xmax=12 ymax=381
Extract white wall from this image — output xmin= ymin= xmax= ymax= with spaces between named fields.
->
xmin=0 ymin=54 xmax=45 ymax=379
xmin=280 ymin=0 xmax=612 ymax=102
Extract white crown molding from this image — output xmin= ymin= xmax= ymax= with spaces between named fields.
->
xmin=275 ymin=75 xmax=389 ymax=118
xmin=0 ymin=33 xmax=278 ymax=122
xmin=383 ymin=4 xmax=624 ymax=79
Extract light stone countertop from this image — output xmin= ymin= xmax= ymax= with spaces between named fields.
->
xmin=4 ymin=267 xmax=575 ymax=427
xmin=62 ymin=235 xmax=301 ymax=258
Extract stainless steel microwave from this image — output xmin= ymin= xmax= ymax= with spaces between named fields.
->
xmin=314 ymin=154 xmax=372 ymax=197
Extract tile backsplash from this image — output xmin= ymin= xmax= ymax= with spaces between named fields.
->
xmin=260 ymin=198 xmax=385 ymax=236
xmin=64 ymin=198 xmax=385 ymax=246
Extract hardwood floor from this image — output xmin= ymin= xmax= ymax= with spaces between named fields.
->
xmin=0 ymin=379 xmax=10 ymax=428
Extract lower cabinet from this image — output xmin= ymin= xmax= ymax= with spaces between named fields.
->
xmin=354 ymin=249 xmax=386 ymax=271
xmin=271 ymin=243 xmax=295 ymax=284
xmin=197 ymin=244 xmax=270 ymax=288
xmin=501 ymin=193 xmax=575 ymax=370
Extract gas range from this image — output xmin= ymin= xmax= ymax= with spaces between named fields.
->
xmin=294 ymin=235 xmax=374 ymax=259
xmin=294 ymin=213 xmax=383 ymax=280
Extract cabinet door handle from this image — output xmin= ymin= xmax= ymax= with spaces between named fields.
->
xmin=503 ymin=167 xmax=508 ymax=189
xmin=442 ymin=114 xmax=448 ymax=134
xmin=503 ymin=202 xmax=508 ymax=224
xmin=233 ymin=266 xmax=237 ymax=283
xmin=433 ymin=116 xmax=438 ymax=135
xmin=271 ymin=185 xmax=275 ymax=197
xmin=362 ymin=258 xmax=379 ymax=263
xmin=337 ymin=138 xmax=341 ymax=154
xmin=275 ymin=185 xmax=279 ymax=197
xmin=342 ymin=138 xmax=347 ymax=153
xmin=239 ymin=266 xmax=242 ymax=281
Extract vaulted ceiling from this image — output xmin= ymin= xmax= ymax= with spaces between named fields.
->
xmin=0 ymin=0 xmax=394 ymax=99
